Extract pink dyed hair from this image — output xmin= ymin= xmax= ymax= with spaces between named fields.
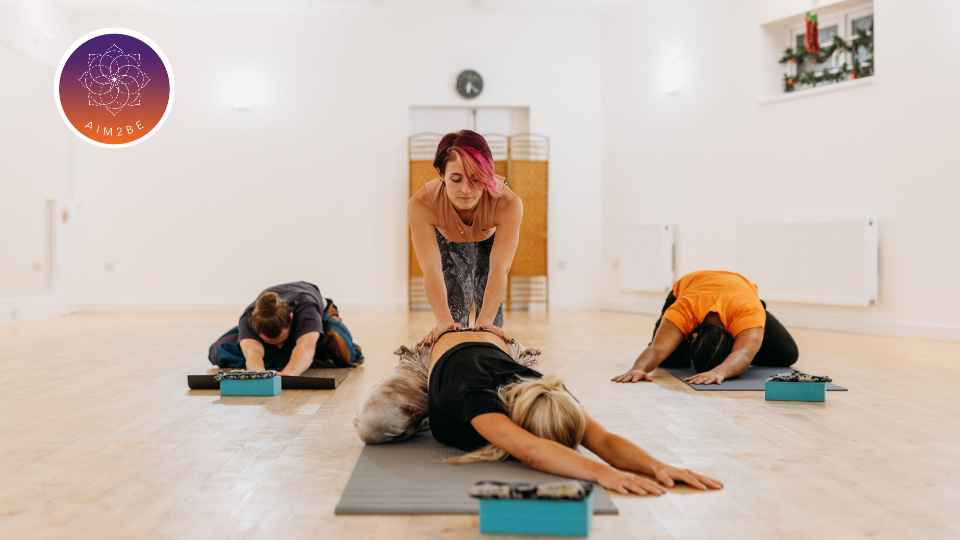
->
xmin=433 ymin=130 xmax=499 ymax=193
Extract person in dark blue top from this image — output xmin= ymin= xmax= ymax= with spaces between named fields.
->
xmin=207 ymin=281 xmax=363 ymax=374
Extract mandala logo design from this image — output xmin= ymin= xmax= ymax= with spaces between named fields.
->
xmin=79 ymin=43 xmax=151 ymax=116
xmin=57 ymin=28 xmax=173 ymax=147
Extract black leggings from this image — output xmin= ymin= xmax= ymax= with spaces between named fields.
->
xmin=652 ymin=293 xmax=799 ymax=369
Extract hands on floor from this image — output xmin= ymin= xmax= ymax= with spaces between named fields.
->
xmin=597 ymin=464 xmax=723 ymax=496
xmin=611 ymin=368 xmax=655 ymax=383
xmin=684 ymin=370 xmax=725 ymax=385
xmin=651 ymin=463 xmax=724 ymax=491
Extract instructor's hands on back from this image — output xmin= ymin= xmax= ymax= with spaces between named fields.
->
xmin=473 ymin=323 xmax=514 ymax=344
xmin=418 ymin=320 xmax=462 ymax=347
xmin=417 ymin=320 xmax=516 ymax=348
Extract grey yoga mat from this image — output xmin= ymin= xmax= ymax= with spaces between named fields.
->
xmin=663 ymin=366 xmax=847 ymax=391
xmin=335 ymin=433 xmax=619 ymax=515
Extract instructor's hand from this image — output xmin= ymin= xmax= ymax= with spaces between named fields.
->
xmin=418 ymin=320 xmax=462 ymax=347
xmin=611 ymin=369 xmax=654 ymax=383
xmin=474 ymin=323 xmax=514 ymax=344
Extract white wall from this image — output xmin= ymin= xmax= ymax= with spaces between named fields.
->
xmin=7 ymin=0 xmax=957 ymax=338
xmin=0 ymin=2 xmax=75 ymax=322
xmin=601 ymin=0 xmax=960 ymax=339
xmin=55 ymin=1 xmax=608 ymax=311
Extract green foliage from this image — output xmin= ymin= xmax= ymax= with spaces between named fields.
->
xmin=779 ymin=29 xmax=874 ymax=92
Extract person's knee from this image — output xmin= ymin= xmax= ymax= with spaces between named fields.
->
xmin=783 ymin=336 xmax=799 ymax=366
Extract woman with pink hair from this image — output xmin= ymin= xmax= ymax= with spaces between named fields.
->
xmin=409 ymin=130 xmax=524 ymax=346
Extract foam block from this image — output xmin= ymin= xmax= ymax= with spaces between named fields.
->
xmin=478 ymin=493 xmax=593 ymax=537
xmin=220 ymin=375 xmax=282 ymax=396
xmin=764 ymin=380 xmax=826 ymax=402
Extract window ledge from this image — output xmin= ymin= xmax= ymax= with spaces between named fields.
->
xmin=759 ymin=76 xmax=875 ymax=105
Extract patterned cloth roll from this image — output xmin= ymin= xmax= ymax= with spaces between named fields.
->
xmin=215 ymin=370 xmax=279 ymax=381
xmin=469 ymin=480 xmax=593 ymax=501
xmin=768 ymin=370 xmax=832 ymax=383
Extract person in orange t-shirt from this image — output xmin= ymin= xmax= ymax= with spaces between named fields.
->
xmin=612 ymin=270 xmax=798 ymax=385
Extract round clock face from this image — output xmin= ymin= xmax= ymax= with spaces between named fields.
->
xmin=456 ymin=70 xmax=483 ymax=99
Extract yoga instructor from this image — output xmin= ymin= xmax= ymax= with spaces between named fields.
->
xmin=409 ymin=130 xmax=523 ymax=346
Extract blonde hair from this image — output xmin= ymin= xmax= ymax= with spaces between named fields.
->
xmin=446 ymin=375 xmax=586 ymax=464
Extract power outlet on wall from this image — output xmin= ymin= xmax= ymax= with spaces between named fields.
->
xmin=32 ymin=261 xmax=43 ymax=272
xmin=104 ymin=262 xmax=116 ymax=272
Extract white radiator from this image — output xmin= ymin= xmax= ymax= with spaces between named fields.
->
xmin=735 ymin=218 xmax=879 ymax=306
xmin=619 ymin=224 xmax=675 ymax=293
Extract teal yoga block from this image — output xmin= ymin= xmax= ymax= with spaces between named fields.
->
xmin=765 ymin=380 xmax=825 ymax=402
xmin=220 ymin=375 xmax=282 ymax=396
xmin=478 ymin=492 xmax=593 ymax=537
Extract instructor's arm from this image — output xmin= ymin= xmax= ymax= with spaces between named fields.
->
xmin=409 ymin=198 xmax=459 ymax=342
xmin=476 ymin=196 xmax=523 ymax=329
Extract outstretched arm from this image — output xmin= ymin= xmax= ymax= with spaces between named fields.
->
xmin=581 ymin=415 xmax=723 ymax=490
xmin=612 ymin=319 xmax=685 ymax=383
xmin=239 ymin=339 xmax=266 ymax=371
xmin=685 ymin=327 xmax=763 ymax=385
xmin=279 ymin=331 xmax=320 ymax=376
xmin=471 ymin=413 xmax=667 ymax=496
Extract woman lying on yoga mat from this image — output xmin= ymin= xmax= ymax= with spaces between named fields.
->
xmin=207 ymin=281 xmax=363 ymax=375
xmin=409 ymin=130 xmax=523 ymax=346
xmin=358 ymin=328 xmax=722 ymax=496
xmin=612 ymin=270 xmax=799 ymax=385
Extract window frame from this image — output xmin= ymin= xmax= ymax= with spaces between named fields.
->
xmin=846 ymin=6 xmax=875 ymax=71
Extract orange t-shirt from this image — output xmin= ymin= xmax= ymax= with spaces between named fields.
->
xmin=662 ymin=270 xmax=766 ymax=337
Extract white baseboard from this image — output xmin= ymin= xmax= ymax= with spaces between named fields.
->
xmin=0 ymin=294 xmax=72 ymax=324
xmin=13 ymin=292 xmax=960 ymax=342
xmin=69 ymin=297 xmax=409 ymax=314
xmin=772 ymin=311 xmax=960 ymax=342
xmin=599 ymin=296 xmax=665 ymax=316
xmin=599 ymin=295 xmax=960 ymax=342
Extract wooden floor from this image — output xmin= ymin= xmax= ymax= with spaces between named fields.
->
xmin=0 ymin=310 xmax=956 ymax=539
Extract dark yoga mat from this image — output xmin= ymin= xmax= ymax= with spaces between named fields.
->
xmin=335 ymin=433 xmax=619 ymax=515
xmin=186 ymin=368 xmax=352 ymax=390
xmin=663 ymin=366 xmax=847 ymax=391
